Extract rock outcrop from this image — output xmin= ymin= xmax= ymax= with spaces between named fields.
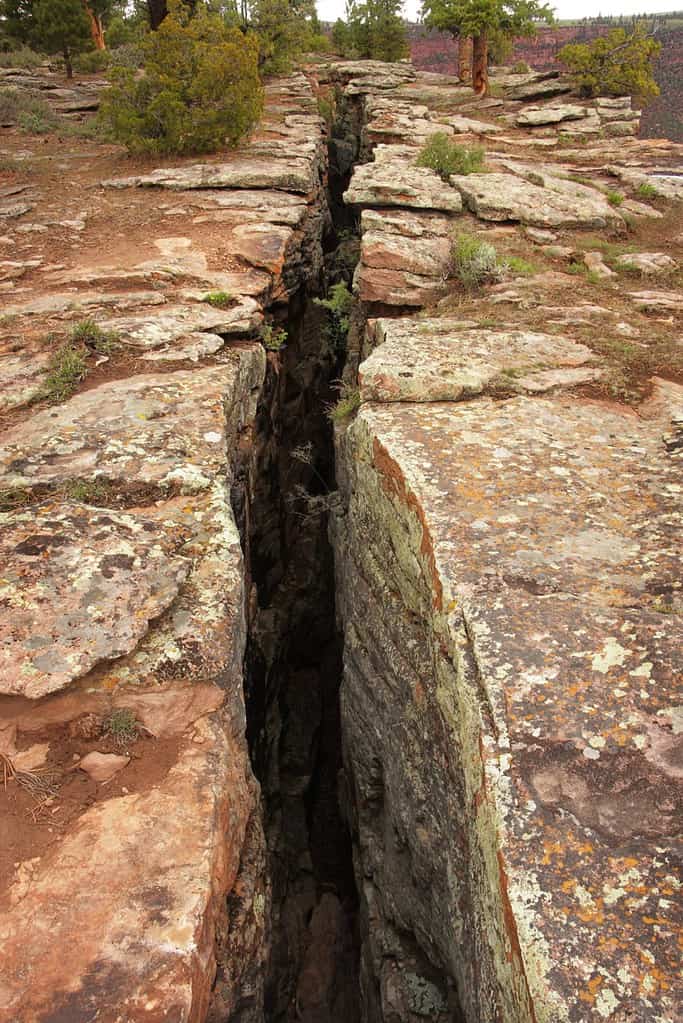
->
xmin=0 ymin=72 xmax=328 ymax=1022
xmin=1 ymin=52 xmax=682 ymax=1023
xmin=325 ymin=58 xmax=683 ymax=1023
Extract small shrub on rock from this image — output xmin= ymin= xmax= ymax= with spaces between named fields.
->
xmin=416 ymin=132 xmax=484 ymax=181
xmin=328 ymin=382 xmax=360 ymax=422
xmin=449 ymin=233 xmax=505 ymax=288
xmin=260 ymin=324 xmax=287 ymax=351
xmin=202 ymin=291 xmax=233 ymax=309
xmin=637 ymin=182 xmax=658 ymax=199
xmin=104 ymin=708 xmax=139 ymax=747
xmin=99 ymin=0 xmax=263 ymax=156
xmin=41 ymin=342 xmax=87 ymax=403
xmin=0 ymin=87 xmax=58 ymax=133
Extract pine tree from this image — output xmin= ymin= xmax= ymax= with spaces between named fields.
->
xmin=558 ymin=25 xmax=661 ymax=100
xmin=338 ymin=0 xmax=408 ymax=61
xmin=0 ymin=0 xmax=36 ymax=44
xmin=33 ymin=0 xmax=91 ymax=76
xmin=422 ymin=0 xmax=553 ymax=94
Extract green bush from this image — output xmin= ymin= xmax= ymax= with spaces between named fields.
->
xmin=331 ymin=0 xmax=407 ymax=60
xmin=0 ymin=87 xmax=59 ymax=133
xmin=606 ymin=190 xmax=624 ymax=207
xmin=73 ymin=49 xmax=110 ymax=73
xmin=308 ymin=32 xmax=332 ymax=52
xmin=636 ymin=181 xmax=658 ymax=199
xmin=108 ymin=43 xmax=144 ymax=69
xmin=99 ymin=0 xmax=263 ymax=156
xmin=512 ymin=59 xmax=530 ymax=73
xmin=202 ymin=291 xmax=233 ymax=308
xmin=416 ymin=132 xmax=485 ymax=180
xmin=328 ymin=382 xmax=360 ymax=422
xmin=260 ymin=324 xmax=288 ymax=351
xmin=41 ymin=343 xmax=87 ymax=403
xmin=249 ymin=0 xmax=311 ymax=74
xmin=558 ymin=26 xmax=660 ymax=100
xmin=70 ymin=319 xmax=119 ymax=353
xmin=449 ymin=233 xmax=505 ymax=288
xmin=0 ymin=45 xmax=44 ymax=69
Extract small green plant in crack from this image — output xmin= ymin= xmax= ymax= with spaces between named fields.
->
xmin=103 ymin=708 xmax=139 ymax=747
xmin=327 ymin=382 xmax=361 ymax=422
xmin=505 ymin=256 xmax=536 ymax=276
xmin=65 ymin=479 xmax=109 ymax=504
xmin=416 ymin=132 xmax=484 ymax=181
xmin=40 ymin=343 xmax=88 ymax=403
xmin=314 ymin=281 xmax=355 ymax=353
xmin=0 ymin=486 xmax=33 ymax=513
xmin=606 ymin=190 xmax=624 ymax=207
xmin=566 ymin=262 xmax=601 ymax=284
xmin=448 ymin=233 xmax=505 ymax=288
xmin=70 ymin=319 xmax=119 ymax=354
xmin=636 ymin=182 xmax=658 ymax=200
xmin=202 ymin=291 xmax=233 ymax=309
xmin=260 ymin=324 xmax=287 ymax=351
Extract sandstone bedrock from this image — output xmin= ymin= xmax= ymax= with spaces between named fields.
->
xmin=0 ymin=55 xmax=681 ymax=1023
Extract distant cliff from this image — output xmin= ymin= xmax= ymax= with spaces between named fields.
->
xmin=409 ymin=22 xmax=683 ymax=141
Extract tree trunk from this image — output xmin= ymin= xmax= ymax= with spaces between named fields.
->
xmin=472 ymin=32 xmax=488 ymax=96
xmin=64 ymin=47 xmax=73 ymax=79
xmin=83 ymin=2 xmax=106 ymax=49
xmin=458 ymin=35 xmax=473 ymax=83
xmin=147 ymin=0 xmax=168 ymax=29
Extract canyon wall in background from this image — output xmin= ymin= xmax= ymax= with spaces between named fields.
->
xmin=409 ymin=21 xmax=683 ymax=141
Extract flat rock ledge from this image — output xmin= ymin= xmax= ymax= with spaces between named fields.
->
xmin=0 ymin=70 xmax=326 ymax=1023
xmin=328 ymin=58 xmax=683 ymax=1023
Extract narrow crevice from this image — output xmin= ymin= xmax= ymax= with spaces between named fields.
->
xmin=241 ymin=268 xmax=360 ymax=1022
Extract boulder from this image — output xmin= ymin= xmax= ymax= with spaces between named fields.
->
xmin=0 ymin=357 xmax=265 ymax=492
xmin=359 ymin=320 xmax=599 ymax=402
xmin=345 ymin=161 xmax=463 ymax=213
xmin=451 ymin=172 xmax=624 ymax=229
xmin=103 ymin=156 xmax=317 ymax=195
xmin=583 ymin=250 xmax=615 ymax=278
xmin=516 ymin=104 xmax=588 ymax=126
xmin=616 ymin=252 xmax=677 ymax=274
xmin=334 ymin=390 xmax=682 ymax=1023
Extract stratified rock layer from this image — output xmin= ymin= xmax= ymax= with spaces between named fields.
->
xmin=0 ymin=71 xmax=327 ymax=1023
xmin=328 ymin=57 xmax=683 ymax=1023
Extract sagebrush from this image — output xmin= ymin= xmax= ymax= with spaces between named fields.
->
xmin=417 ymin=132 xmax=485 ymax=180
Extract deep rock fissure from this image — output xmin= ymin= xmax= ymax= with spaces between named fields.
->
xmin=240 ymin=277 xmax=360 ymax=1022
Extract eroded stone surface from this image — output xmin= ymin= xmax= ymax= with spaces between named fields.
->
xmin=0 ymin=68 xmax=327 ymax=1023
xmin=0 ymin=711 xmax=263 ymax=1023
xmin=335 ymin=396 xmax=682 ymax=1023
xmin=360 ymin=319 xmax=598 ymax=401
xmin=451 ymin=171 xmax=624 ymax=229
xmin=331 ymin=58 xmax=682 ymax=1023
xmin=0 ymin=356 xmax=264 ymax=492
xmin=516 ymin=103 xmax=588 ymax=125
xmin=344 ymin=161 xmax=463 ymax=212
xmin=0 ymin=503 xmax=190 ymax=698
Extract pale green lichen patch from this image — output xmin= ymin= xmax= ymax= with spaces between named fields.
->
xmin=0 ymin=501 xmax=191 ymax=699
xmin=338 ymin=388 xmax=681 ymax=1023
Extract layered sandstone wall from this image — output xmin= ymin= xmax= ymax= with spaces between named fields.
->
xmin=326 ymin=59 xmax=683 ymax=1023
xmin=0 ymin=72 xmax=329 ymax=1022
